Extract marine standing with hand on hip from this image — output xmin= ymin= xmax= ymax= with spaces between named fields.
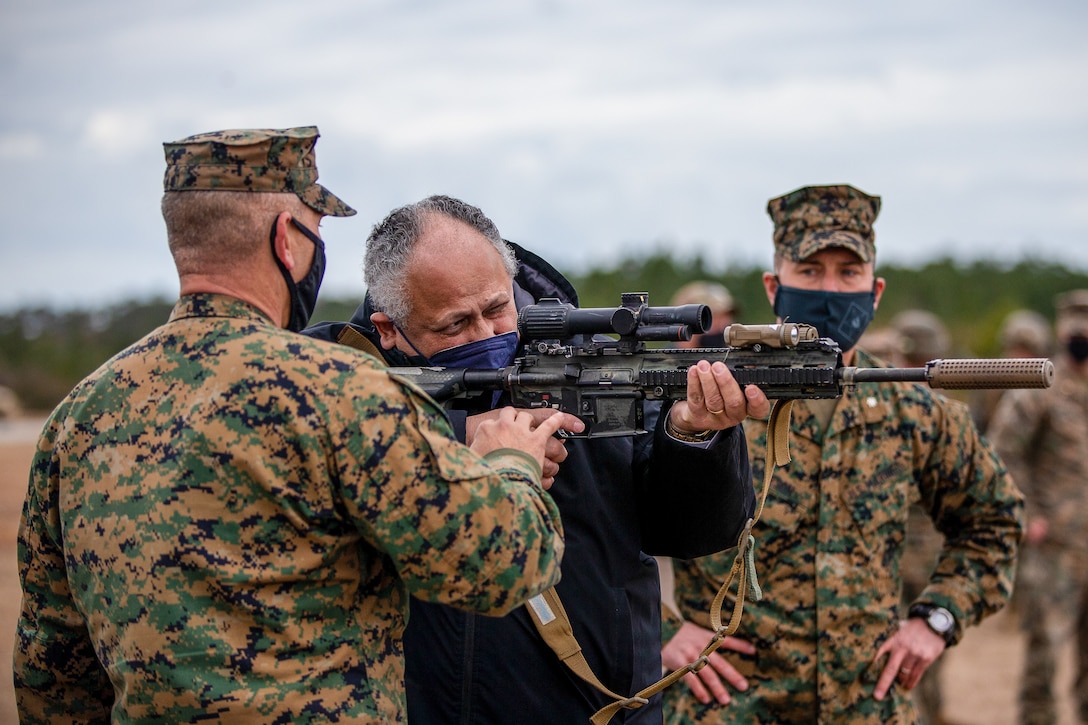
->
xmin=662 ymin=184 xmax=1024 ymax=725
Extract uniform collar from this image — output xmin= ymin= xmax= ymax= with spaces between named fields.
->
xmin=168 ymin=293 xmax=276 ymax=326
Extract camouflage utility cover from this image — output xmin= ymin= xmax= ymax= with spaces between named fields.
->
xmin=1056 ymin=288 xmax=1088 ymax=339
xmin=666 ymin=350 xmax=1023 ymax=724
xmin=1056 ymin=288 xmax=1088 ymax=317
xmin=999 ymin=309 xmax=1052 ymax=357
xmin=15 ymin=294 xmax=563 ymax=723
xmin=767 ymin=184 xmax=881 ymax=263
xmin=163 ymin=126 xmax=356 ymax=217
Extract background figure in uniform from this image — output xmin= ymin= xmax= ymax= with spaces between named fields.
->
xmin=14 ymin=128 xmax=570 ymax=724
xmin=857 ymin=326 xmax=905 ymax=365
xmin=971 ymin=309 xmax=1053 ymax=432
xmin=671 ymin=281 xmax=738 ymax=348
xmin=987 ymin=289 xmax=1088 ymax=725
xmin=661 ymin=184 xmax=1023 ymax=725
xmin=892 ymin=310 xmax=953 ymax=368
xmin=892 ymin=309 xmax=954 ymax=725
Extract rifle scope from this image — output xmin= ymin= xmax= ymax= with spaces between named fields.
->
xmin=519 ymin=296 xmax=710 ymax=342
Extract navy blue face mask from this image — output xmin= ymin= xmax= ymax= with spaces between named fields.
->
xmin=397 ymin=329 xmax=521 ymax=408
xmin=270 ymin=217 xmax=325 ymax=332
xmin=773 ymin=283 xmax=876 ymax=352
xmin=414 ymin=330 xmax=521 ymax=369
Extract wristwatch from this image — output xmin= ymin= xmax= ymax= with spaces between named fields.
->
xmin=909 ymin=603 xmax=956 ymax=645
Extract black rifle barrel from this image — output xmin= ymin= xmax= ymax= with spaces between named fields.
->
xmin=841 ymin=358 xmax=1054 ymax=390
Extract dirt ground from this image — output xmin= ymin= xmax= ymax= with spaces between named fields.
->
xmin=0 ymin=416 xmax=1080 ymax=724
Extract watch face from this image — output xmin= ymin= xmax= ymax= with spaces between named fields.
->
xmin=928 ymin=608 xmax=954 ymax=633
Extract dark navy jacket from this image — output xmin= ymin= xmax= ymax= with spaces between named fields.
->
xmin=304 ymin=243 xmax=755 ymax=724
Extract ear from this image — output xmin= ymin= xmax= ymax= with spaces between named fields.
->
xmin=271 ymin=211 xmax=298 ymax=272
xmin=370 ymin=311 xmax=400 ymax=351
xmin=872 ymin=276 xmax=887 ymax=310
xmin=762 ymin=271 xmax=779 ymax=311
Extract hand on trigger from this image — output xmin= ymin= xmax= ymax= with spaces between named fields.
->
xmin=468 ymin=408 xmax=584 ymax=489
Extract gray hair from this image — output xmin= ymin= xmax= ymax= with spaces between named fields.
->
xmin=364 ymin=195 xmax=517 ymax=323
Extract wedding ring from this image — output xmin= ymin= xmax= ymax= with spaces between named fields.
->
xmin=706 ymin=407 xmax=725 ymax=415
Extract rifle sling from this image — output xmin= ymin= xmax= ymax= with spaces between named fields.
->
xmin=526 ymin=400 xmax=795 ymax=725
xmin=336 ymin=325 xmax=385 ymax=360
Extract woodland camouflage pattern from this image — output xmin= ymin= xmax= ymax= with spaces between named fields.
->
xmin=15 ymin=294 xmax=564 ymax=723
xmin=666 ymin=350 xmax=1023 ymax=724
xmin=988 ymin=357 xmax=1088 ymax=568
xmin=987 ymin=318 xmax=1088 ymax=724
xmin=767 ymin=184 xmax=881 ymax=263
xmin=162 ymin=126 xmax=356 ymax=217
xmin=1000 ymin=289 xmax=1088 ymax=554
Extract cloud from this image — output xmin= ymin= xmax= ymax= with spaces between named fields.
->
xmin=81 ymin=110 xmax=155 ymax=156
xmin=0 ymin=133 xmax=44 ymax=159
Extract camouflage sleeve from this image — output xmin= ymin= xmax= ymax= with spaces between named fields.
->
xmin=15 ymin=411 xmax=114 ymax=724
xmin=986 ymin=388 xmax=1046 ymax=520
xmin=919 ymin=397 xmax=1024 ymax=641
xmin=331 ymin=366 xmax=565 ymax=617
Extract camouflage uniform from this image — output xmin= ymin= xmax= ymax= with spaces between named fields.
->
xmin=15 ymin=294 xmax=564 ymax=724
xmin=14 ymin=127 xmax=565 ymax=724
xmin=665 ymin=185 xmax=1023 ymax=725
xmin=987 ymin=290 xmax=1088 ymax=725
xmin=667 ymin=351 xmax=1022 ymax=724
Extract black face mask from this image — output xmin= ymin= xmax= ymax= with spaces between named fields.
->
xmin=772 ymin=282 xmax=876 ymax=352
xmin=270 ymin=217 xmax=326 ymax=332
xmin=1068 ymin=336 xmax=1088 ymax=363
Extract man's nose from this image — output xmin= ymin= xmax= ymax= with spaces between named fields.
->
xmin=820 ymin=276 xmax=848 ymax=293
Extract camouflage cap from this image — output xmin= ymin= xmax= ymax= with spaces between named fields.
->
xmin=162 ymin=126 xmax=356 ymax=217
xmin=671 ymin=281 xmax=736 ymax=314
xmin=1055 ymin=288 xmax=1088 ymax=337
xmin=766 ymin=184 xmax=881 ymax=263
xmin=891 ymin=309 xmax=950 ymax=362
xmin=998 ymin=309 xmax=1051 ymax=356
xmin=1056 ymin=289 xmax=1088 ymax=317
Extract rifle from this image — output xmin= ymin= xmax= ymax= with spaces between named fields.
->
xmin=388 ymin=292 xmax=1054 ymax=438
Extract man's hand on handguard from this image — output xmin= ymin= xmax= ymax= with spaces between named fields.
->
xmin=468 ymin=408 xmax=585 ymax=490
xmin=661 ymin=620 xmax=755 ymax=706
xmin=670 ymin=360 xmax=770 ymax=433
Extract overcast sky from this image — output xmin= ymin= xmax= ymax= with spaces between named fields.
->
xmin=1 ymin=0 xmax=1086 ymax=312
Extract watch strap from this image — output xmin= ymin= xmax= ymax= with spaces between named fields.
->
xmin=908 ymin=603 xmax=956 ymax=645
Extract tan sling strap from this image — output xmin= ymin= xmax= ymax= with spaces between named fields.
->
xmin=526 ymin=400 xmax=797 ymax=725
xmin=336 ymin=325 xmax=385 ymax=360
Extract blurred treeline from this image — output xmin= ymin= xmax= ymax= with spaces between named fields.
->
xmin=2 ymin=255 xmax=1086 ymax=412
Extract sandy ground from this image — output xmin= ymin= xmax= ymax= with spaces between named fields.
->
xmin=0 ymin=417 xmax=1080 ymax=724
